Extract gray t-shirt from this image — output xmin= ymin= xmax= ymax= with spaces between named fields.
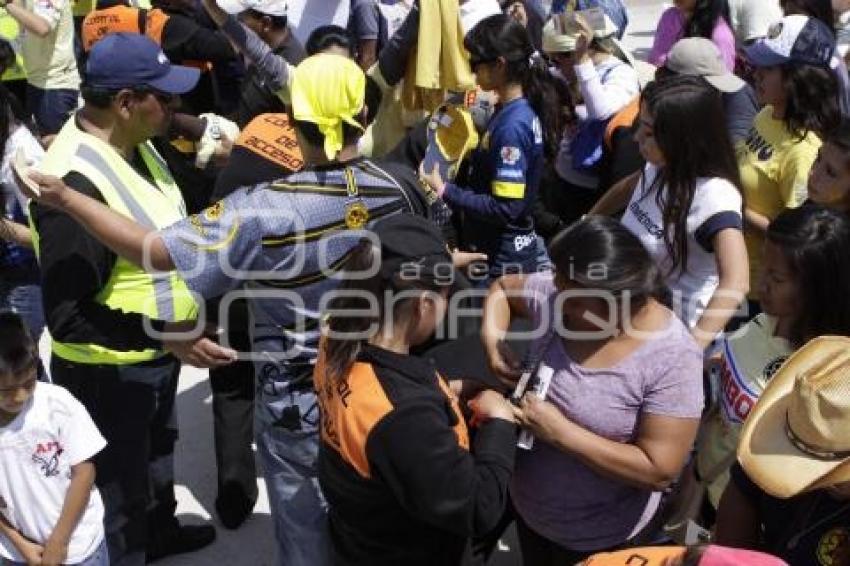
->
xmin=722 ymin=85 xmax=759 ymax=145
xmin=511 ymin=272 xmax=704 ymax=552
xmin=349 ymin=0 xmax=380 ymax=41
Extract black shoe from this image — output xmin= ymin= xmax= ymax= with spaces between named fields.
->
xmin=146 ymin=524 xmax=217 ymax=563
xmin=215 ymin=485 xmax=257 ymax=530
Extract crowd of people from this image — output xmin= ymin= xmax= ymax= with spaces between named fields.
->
xmin=2 ymin=0 xmax=850 ymax=565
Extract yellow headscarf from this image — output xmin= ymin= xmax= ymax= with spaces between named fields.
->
xmin=290 ymin=54 xmax=366 ymax=160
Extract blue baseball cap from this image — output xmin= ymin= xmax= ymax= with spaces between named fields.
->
xmin=744 ymin=15 xmax=835 ymax=68
xmin=85 ymin=33 xmax=200 ymax=94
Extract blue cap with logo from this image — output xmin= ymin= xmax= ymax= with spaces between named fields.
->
xmin=744 ymin=14 xmax=835 ymax=68
xmin=85 ymin=33 xmax=201 ymax=94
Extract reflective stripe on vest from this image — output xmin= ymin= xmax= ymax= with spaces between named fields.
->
xmin=75 ymin=144 xmax=176 ymax=320
xmin=34 ymin=118 xmax=197 ymax=365
xmin=0 ymin=11 xmax=26 ymax=81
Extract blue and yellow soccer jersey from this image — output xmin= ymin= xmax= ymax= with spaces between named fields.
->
xmin=443 ymin=98 xmax=544 ymax=275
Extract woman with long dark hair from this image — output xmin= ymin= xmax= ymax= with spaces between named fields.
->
xmin=650 ymin=0 xmax=737 ymax=71
xmin=738 ymin=14 xmax=839 ymax=310
xmin=617 ymin=75 xmax=749 ymax=347
xmin=420 ymin=14 xmax=563 ymax=283
xmin=316 ymin=214 xmax=517 ymax=565
xmin=696 ymin=205 xmax=850 ymax=514
xmin=484 ymin=216 xmax=703 ymax=565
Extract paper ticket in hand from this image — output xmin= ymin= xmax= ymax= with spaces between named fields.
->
xmin=12 ymin=148 xmax=40 ymax=197
xmin=516 ymin=364 xmax=555 ymax=450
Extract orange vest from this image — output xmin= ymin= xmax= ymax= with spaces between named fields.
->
xmin=235 ymin=113 xmax=305 ymax=173
xmin=81 ymin=5 xmax=169 ymax=52
xmin=604 ymin=96 xmax=640 ymax=150
xmin=313 ymin=340 xmax=469 ymax=480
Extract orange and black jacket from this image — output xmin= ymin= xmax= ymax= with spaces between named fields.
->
xmin=81 ymin=5 xmax=236 ymax=66
xmin=314 ymin=344 xmax=517 ymax=566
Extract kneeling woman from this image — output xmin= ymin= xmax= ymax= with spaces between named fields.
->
xmin=314 ymin=214 xmax=518 ymax=566
xmin=484 ymin=217 xmax=704 ymax=565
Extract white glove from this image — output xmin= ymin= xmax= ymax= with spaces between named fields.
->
xmin=195 ymin=113 xmax=240 ymax=169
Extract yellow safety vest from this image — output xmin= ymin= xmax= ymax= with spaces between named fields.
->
xmin=32 ymin=118 xmax=198 ymax=365
xmin=0 ymin=9 xmax=26 ymax=81
xmin=72 ymin=0 xmax=96 ymax=18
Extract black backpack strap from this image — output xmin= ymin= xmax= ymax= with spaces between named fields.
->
xmin=138 ymin=8 xmax=148 ymax=37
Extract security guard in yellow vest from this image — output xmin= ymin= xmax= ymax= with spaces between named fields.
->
xmin=30 ymin=33 xmax=220 ymax=565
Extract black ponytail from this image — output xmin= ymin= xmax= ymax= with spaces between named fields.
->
xmin=324 ymin=240 xmax=382 ymax=381
xmin=523 ymin=55 xmax=563 ymax=160
xmin=324 ymin=239 xmax=451 ymax=382
xmin=465 ymin=14 xmax=564 ymax=159
xmin=685 ymin=0 xmax=732 ymax=40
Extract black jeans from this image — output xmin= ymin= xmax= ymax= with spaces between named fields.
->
xmin=515 ymin=514 xmax=594 ymax=566
xmin=533 ymin=166 xmax=602 ymax=241
xmin=25 ymin=84 xmax=78 ymax=136
xmin=207 ymin=297 xmax=258 ymax=510
xmin=209 ymin=335 xmax=258 ymax=507
xmin=52 ymin=355 xmax=181 ymax=566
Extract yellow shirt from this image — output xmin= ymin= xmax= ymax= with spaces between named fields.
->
xmin=21 ymin=0 xmax=80 ymax=89
xmin=737 ymin=107 xmax=819 ymax=299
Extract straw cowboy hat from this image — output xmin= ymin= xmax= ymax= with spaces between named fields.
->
xmin=543 ymin=10 xmax=618 ymax=53
xmin=738 ymin=336 xmax=850 ymax=499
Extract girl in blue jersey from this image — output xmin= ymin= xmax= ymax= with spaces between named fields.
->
xmin=421 ymin=14 xmax=563 ymax=283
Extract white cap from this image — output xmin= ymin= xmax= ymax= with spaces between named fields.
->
xmin=460 ymin=0 xmax=502 ymax=36
xmin=216 ymin=0 xmax=287 ymax=17
xmin=744 ymin=14 xmax=835 ymax=68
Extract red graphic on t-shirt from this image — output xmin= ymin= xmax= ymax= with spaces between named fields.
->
xmin=31 ymin=441 xmax=63 ymax=478
xmin=720 ymin=358 xmax=757 ymax=425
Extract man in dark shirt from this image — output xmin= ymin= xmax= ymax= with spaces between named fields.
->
xmin=31 ymin=33 xmax=224 ymax=565
xmin=81 ymin=0 xmax=241 ymax=114
xmin=209 ymin=0 xmax=307 ymax=126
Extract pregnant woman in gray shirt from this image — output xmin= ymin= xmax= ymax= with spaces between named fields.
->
xmin=482 ymin=216 xmax=704 ymax=565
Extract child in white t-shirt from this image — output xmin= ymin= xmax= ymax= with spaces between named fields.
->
xmin=0 ymin=313 xmax=107 ymax=566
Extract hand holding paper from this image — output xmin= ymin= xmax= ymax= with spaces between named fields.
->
xmin=12 ymin=147 xmax=41 ymax=198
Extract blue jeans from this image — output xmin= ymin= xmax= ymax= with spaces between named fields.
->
xmin=3 ymin=538 xmax=109 ymax=566
xmin=256 ymin=406 xmax=330 ymax=566
xmin=251 ymin=348 xmax=329 ymax=566
xmin=25 ymin=85 xmax=78 ymax=135
xmin=0 ymin=282 xmax=45 ymax=341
